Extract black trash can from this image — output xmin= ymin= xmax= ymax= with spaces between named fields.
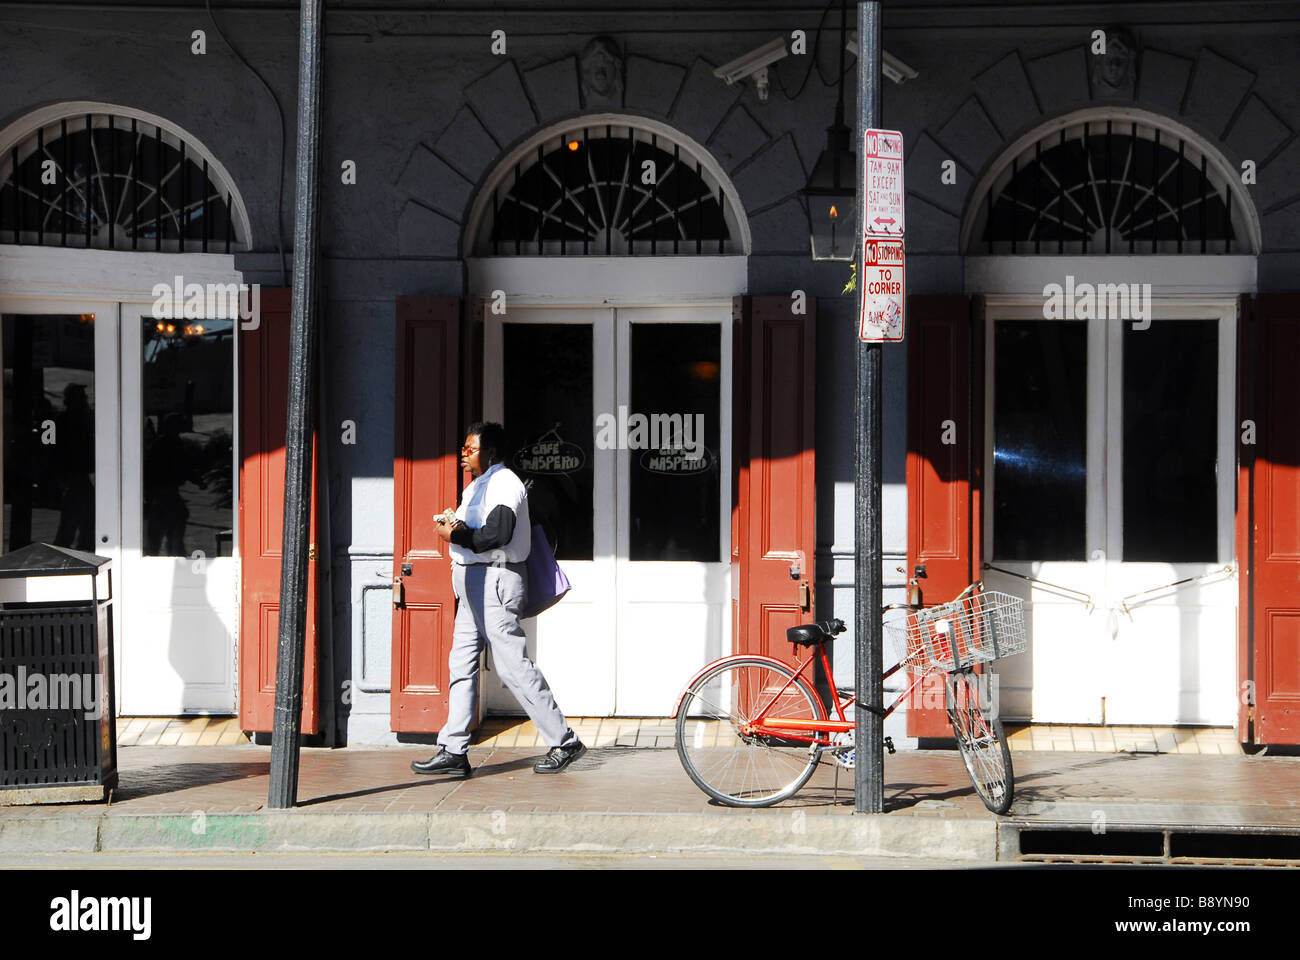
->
xmin=0 ymin=543 xmax=116 ymax=804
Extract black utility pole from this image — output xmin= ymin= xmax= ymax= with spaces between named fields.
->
xmin=854 ymin=0 xmax=884 ymax=815
xmin=269 ymin=0 xmax=325 ymax=809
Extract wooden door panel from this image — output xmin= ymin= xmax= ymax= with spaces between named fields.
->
xmin=391 ymin=297 xmax=460 ymax=732
xmin=1249 ymin=295 xmax=1300 ymax=744
xmin=906 ymin=295 xmax=976 ymax=738
xmin=735 ymin=296 xmax=816 ymax=664
xmin=238 ymin=288 xmax=320 ymax=733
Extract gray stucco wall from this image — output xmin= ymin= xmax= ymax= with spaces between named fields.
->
xmin=2 ymin=1 xmax=1297 ymax=744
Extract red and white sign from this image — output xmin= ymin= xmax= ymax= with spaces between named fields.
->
xmin=859 ymin=238 xmax=905 ymax=342
xmin=863 ymin=128 xmax=904 ymax=237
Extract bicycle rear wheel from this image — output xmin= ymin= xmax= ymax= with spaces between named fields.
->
xmin=675 ymin=658 xmax=825 ymax=807
xmin=946 ymin=670 xmax=1014 ymax=815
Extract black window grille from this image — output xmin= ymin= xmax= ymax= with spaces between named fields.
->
xmin=973 ymin=120 xmax=1247 ymax=255
xmin=480 ymin=124 xmax=736 ymax=256
xmin=0 ymin=114 xmax=240 ymax=253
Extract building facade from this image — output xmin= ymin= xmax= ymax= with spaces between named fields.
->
xmin=1 ymin=0 xmax=1296 ymax=746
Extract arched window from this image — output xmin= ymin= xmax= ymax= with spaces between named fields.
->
xmin=965 ymin=112 xmax=1257 ymax=255
xmin=468 ymin=117 xmax=747 ymax=256
xmin=0 ymin=106 xmax=249 ymax=253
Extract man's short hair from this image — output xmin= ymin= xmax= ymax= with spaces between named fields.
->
xmin=466 ymin=421 xmax=507 ymax=460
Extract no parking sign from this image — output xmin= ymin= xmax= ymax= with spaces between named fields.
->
xmin=859 ymin=237 xmax=904 ymax=342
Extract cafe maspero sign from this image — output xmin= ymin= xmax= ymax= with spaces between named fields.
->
xmin=640 ymin=445 xmax=714 ymax=476
xmin=514 ymin=428 xmax=585 ymax=475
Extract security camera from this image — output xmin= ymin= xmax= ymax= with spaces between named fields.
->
xmin=845 ymin=34 xmax=919 ymax=85
xmin=713 ymin=37 xmax=789 ymax=101
xmin=881 ymin=51 xmax=919 ymax=85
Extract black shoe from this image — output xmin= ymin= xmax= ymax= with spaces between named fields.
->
xmin=411 ymin=748 xmax=472 ymax=777
xmin=533 ymin=741 xmax=587 ymax=774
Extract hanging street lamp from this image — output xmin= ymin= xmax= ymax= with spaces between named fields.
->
xmin=804 ymin=0 xmax=857 ymax=261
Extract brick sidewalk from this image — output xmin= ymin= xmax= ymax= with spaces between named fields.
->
xmin=5 ymin=744 xmax=1298 ymax=820
xmin=114 ymin=716 xmax=1248 ymax=754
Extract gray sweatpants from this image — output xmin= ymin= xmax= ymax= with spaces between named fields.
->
xmin=437 ymin=562 xmax=577 ymax=756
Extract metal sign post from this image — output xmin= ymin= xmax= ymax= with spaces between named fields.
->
xmin=853 ymin=0 xmax=884 ymax=814
xmin=269 ymin=0 xmax=325 ymax=810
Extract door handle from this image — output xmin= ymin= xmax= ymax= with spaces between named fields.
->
xmin=392 ymin=577 xmax=404 ymax=608
xmin=798 ymin=582 xmax=810 ymax=611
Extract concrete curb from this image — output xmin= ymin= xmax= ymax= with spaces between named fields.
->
xmin=0 ymin=810 xmax=999 ymax=859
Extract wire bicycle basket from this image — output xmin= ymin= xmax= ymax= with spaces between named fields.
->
xmin=901 ymin=589 xmax=1027 ymax=672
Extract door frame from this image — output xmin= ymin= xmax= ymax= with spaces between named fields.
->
xmin=470 ymin=255 xmax=745 ymax=716
xmin=480 ymin=300 xmax=734 ymax=715
xmin=978 ymin=290 xmax=1240 ymax=724
xmin=0 ymin=245 xmax=246 ymax=715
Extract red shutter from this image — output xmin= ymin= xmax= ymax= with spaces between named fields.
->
xmin=906 ymin=295 xmax=978 ymax=737
xmin=734 ymin=295 xmax=816 ymax=663
xmin=1243 ymin=295 xmax=1300 ymax=745
xmin=237 ymin=288 xmax=321 ymax=733
xmin=391 ymin=297 xmax=461 ymax=732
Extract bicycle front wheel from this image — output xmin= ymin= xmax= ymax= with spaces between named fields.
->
xmin=947 ymin=670 xmax=1014 ymax=815
xmin=675 ymin=658 xmax=825 ymax=807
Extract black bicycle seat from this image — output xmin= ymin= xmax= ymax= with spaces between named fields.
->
xmin=786 ymin=619 xmax=846 ymax=646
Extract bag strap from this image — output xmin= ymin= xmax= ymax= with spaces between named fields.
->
xmin=519 ymin=477 xmax=559 ymax=553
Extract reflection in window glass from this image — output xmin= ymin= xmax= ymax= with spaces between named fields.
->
xmin=142 ymin=317 xmax=233 ymax=557
xmin=993 ymin=321 xmax=1087 ymax=561
xmin=2 ymin=314 xmax=96 ymax=552
xmin=629 ymin=324 xmax=720 ymax=561
xmin=504 ymin=324 xmax=594 ymax=561
xmin=1123 ymin=320 xmax=1218 ymax=561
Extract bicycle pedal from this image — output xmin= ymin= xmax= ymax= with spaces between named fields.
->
xmin=883 ymin=736 xmax=896 ymax=755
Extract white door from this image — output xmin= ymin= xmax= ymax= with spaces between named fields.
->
xmin=612 ymin=306 xmax=730 ymax=714
xmin=485 ymin=307 xmax=616 ymax=715
xmin=1 ymin=298 xmax=122 ymax=701
xmin=984 ymin=300 xmax=1237 ymax=725
xmin=484 ymin=303 xmax=731 ymax=716
xmin=117 ymin=303 xmax=236 ymax=714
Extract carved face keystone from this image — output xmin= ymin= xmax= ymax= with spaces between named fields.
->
xmin=581 ymin=37 xmax=623 ymax=104
xmin=1093 ymin=27 xmax=1137 ymax=95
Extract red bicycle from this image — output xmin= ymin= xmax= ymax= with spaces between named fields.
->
xmin=672 ymin=583 xmax=1026 ymax=813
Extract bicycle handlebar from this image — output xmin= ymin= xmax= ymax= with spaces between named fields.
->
xmin=881 ymin=602 xmax=918 ymax=615
xmin=836 ymin=583 xmax=985 ymax=629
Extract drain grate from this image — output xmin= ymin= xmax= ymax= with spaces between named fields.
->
xmin=1173 ymin=832 xmax=1300 ymax=861
xmin=1007 ymin=824 xmax=1300 ymax=865
xmin=1019 ymin=829 xmax=1165 ymax=858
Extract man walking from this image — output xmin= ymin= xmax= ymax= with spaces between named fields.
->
xmin=412 ymin=421 xmax=586 ymax=777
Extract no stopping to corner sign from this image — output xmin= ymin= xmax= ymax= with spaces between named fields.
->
xmin=859 ymin=237 xmax=905 ymax=342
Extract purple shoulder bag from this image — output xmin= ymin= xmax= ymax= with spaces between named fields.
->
xmin=521 ymin=522 xmax=570 ymax=619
